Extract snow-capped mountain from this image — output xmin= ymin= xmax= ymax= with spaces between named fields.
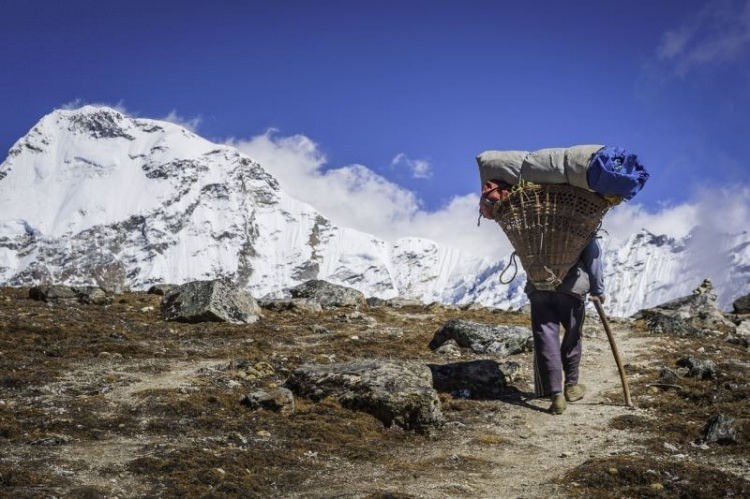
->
xmin=1 ymin=106 xmax=748 ymax=317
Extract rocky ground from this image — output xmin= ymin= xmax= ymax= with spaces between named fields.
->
xmin=1 ymin=281 xmax=749 ymax=498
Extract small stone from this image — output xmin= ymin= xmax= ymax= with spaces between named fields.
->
xmin=650 ymin=483 xmax=664 ymax=490
xmin=350 ymin=335 xmax=360 ymax=340
xmin=648 ymin=386 xmax=660 ymax=395
xmin=663 ymin=442 xmax=678 ymax=452
xmin=140 ymin=306 xmax=154 ymax=312
xmin=256 ymin=430 xmax=271 ymax=438
xmin=607 ymin=468 xmax=618 ymax=475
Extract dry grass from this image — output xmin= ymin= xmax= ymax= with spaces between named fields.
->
xmin=1 ymin=286 xmax=748 ymax=497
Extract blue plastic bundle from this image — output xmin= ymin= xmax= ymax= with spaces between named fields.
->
xmin=586 ymin=146 xmax=649 ymax=201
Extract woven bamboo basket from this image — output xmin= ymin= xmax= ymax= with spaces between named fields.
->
xmin=492 ymin=183 xmax=610 ymax=288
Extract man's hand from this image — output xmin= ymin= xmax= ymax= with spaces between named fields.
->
xmin=590 ymin=294 xmax=606 ymax=304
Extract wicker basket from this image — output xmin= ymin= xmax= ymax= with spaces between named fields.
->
xmin=492 ymin=183 xmax=610 ymax=289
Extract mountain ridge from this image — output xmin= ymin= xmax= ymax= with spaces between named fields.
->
xmin=1 ymin=106 xmax=748 ymax=317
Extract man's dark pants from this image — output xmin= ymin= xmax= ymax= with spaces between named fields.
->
xmin=529 ymin=291 xmax=585 ymax=396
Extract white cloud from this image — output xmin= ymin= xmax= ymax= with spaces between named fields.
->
xmin=391 ymin=152 xmax=432 ymax=179
xmin=231 ymin=130 xmax=750 ymax=261
xmin=656 ymin=0 xmax=750 ymax=77
xmin=60 ymin=99 xmax=127 ymax=113
xmin=602 ymin=202 xmax=699 ymax=245
xmin=230 ymin=130 xmax=511 ymax=258
xmin=162 ymin=110 xmax=202 ymax=132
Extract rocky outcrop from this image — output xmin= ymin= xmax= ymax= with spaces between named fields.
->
xmin=289 ymin=280 xmax=367 ymax=309
xmin=634 ymin=279 xmax=736 ymax=335
xmin=285 ymin=360 xmax=442 ymax=432
xmin=429 ymin=319 xmax=532 ymax=356
xmin=160 ymin=279 xmax=261 ymax=324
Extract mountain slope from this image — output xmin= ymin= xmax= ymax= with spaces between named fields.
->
xmin=1 ymin=106 xmax=748 ymax=317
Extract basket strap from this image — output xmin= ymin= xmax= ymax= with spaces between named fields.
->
xmin=499 ymin=251 xmax=519 ymax=284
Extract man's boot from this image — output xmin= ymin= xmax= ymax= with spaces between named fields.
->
xmin=549 ymin=393 xmax=567 ymax=415
xmin=565 ymin=384 xmax=587 ymax=402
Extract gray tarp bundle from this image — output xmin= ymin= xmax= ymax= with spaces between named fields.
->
xmin=476 ymin=145 xmax=604 ymax=190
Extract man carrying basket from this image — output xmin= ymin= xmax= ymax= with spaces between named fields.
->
xmin=525 ymin=238 xmax=605 ymax=414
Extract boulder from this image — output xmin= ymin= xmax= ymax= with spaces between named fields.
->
xmin=428 ymin=360 xmax=508 ymax=399
xmin=289 ymin=280 xmax=366 ymax=308
xmin=703 ymin=414 xmax=738 ymax=445
xmin=241 ymin=388 xmax=295 ymax=415
xmin=676 ymin=356 xmax=717 ymax=380
xmin=733 ymin=293 xmax=750 ymax=314
xmin=285 ymin=360 xmax=442 ymax=432
xmin=429 ymin=319 xmax=532 ymax=356
xmin=29 ymin=285 xmax=78 ymax=303
xmin=161 ymin=279 xmax=261 ymax=324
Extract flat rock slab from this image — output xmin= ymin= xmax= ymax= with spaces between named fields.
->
xmin=429 ymin=319 xmax=532 ymax=356
xmin=161 ymin=279 xmax=261 ymax=324
xmin=289 ymin=279 xmax=366 ymax=308
xmin=285 ymin=360 xmax=442 ymax=432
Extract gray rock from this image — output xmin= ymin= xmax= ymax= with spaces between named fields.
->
xmin=732 ymin=293 xmax=750 ymax=314
xmin=241 ymin=388 xmax=295 ymax=415
xmin=499 ymin=360 xmax=522 ymax=383
xmin=435 ymin=339 xmax=462 ymax=357
xmin=640 ymin=312 xmax=705 ymax=336
xmin=29 ymin=285 xmax=79 ymax=303
xmin=384 ymin=297 xmax=424 ymax=308
xmin=258 ymin=298 xmax=323 ymax=313
xmin=28 ymin=285 xmax=112 ymax=305
xmin=703 ymin=414 xmax=738 ymax=445
xmin=658 ymin=367 xmax=680 ymax=384
xmin=161 ymin=279 xmax=261 ymax=324
xmin=428 ymin=360 xmax=508 ymax=399
xmin=429 ymin=319 xmax=532 ymax=356
xmin=147 ymin=284 xmax=177 ymax=296
xmin=289 ymin=280 xmax=366 ymax=308
xmin=366 ymin=296 xmax=423 ymax=308
xmin=633 ymin=279 xmax=736 ymax=334
xmin=74 ymin=286 xmax=112 ymax=305
xmin=285 ymin=360 xmax=442 ymax=432
xmin=676 ymin=356 xmax=717 ymax=380
xmin=366 ymin=296 xmax=387 ymax=307
xmin=727 ymin=320 xmax=750 ymax=348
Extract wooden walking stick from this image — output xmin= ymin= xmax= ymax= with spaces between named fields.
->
xmin=591 ymin=296 xmax=634 ymax=407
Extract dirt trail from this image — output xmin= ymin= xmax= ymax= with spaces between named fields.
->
xmin=300 ymin=317 xmax=651 ymax=498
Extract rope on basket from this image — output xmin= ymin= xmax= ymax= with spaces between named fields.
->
xmin=499 ymin=251 xmax=519 ymax=284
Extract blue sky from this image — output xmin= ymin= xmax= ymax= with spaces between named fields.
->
xmin=2 ymin=0 xmax=749 ymax=257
